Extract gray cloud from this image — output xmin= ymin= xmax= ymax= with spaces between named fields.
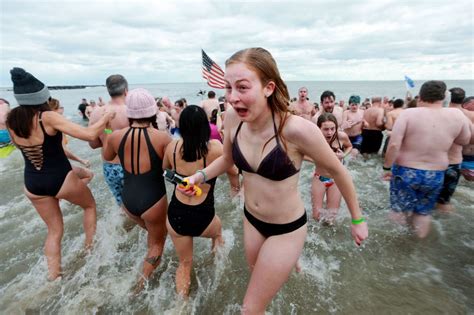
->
xmin=0 ymin=0 xmax=472 ymax=86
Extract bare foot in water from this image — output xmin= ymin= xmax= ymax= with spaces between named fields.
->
xmin=211 ymin=235 xmax=224 ymax=253
xmin=47 ymin=271 xmax=63 ymax=282
xmin=436 ymin=203 xmax=454 ymax=214
xmin=132 ymin=277 xmax=146 ymax=295
xmin=84 ymin=239 xmax=95 ymax=254
xmin=295 ymin=260 xmax=302 ymax=273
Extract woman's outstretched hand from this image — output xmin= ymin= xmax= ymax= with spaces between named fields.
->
xmin=351 ymin=221 xmax=368 ymax=246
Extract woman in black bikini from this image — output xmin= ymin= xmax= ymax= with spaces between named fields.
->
xmin=182 ymin=48 xmax=368 ymax=313
xmin=312 ymin=113 xmax=352 ymax=223
xmin=6 ymin=68 xmax=113 ymax=281
xmin=162 ymin=105 xmax=224 ymax=297
xmin=103 ymin=88 xmax=172 ymax=292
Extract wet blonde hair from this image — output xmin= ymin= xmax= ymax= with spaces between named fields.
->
xmin=48 ymin=98 xmax=60 ymax=111
xmin=226 ymin=47 xmax=291 ymax=149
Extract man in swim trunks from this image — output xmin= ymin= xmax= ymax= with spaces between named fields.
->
xmin=435 ymin=88 xmax=472 ymax=211
xmin=289 ymin=87 xmax=316 ymax=120
xmin=88 ymin=75 xmax=129 ymax=206
xmin=383 ymin=81 xmax=471 ymax=238
xmin=461 ymin=96 xmax=474 ymax=181
xmin=360 ymin=96 xmax=385 ymax=157
xmin=341 ymin=95 xmax=364 ymax=157
xmin=78 ymin=98 xmax=88 ymax=120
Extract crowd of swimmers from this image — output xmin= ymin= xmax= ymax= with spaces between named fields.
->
xmin=1 ymin=47 xmax=472 ymax=314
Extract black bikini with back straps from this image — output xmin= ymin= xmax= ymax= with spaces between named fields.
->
xmin=118 ymin=127 xmax=166 ymax=217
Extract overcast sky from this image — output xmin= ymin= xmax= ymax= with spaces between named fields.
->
xmin=1 ymin=0 xmax=472 ymax=85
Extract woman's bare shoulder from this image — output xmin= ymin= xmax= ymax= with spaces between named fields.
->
xmin=207 ymin=139 xmax=224 ymax=160
xmin=283 ymin=114 xmax=317 ymax=139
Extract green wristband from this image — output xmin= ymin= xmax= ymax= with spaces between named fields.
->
xmin=104 ymin=128 xmax=113 ymax=134
xmin=197 ymin=170 xmax=207 ymax=183
xmin=351 ymin=217 xmax=365 ymax=225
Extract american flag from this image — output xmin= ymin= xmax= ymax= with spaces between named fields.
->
xmin=202 ymin=49 xmax=225 ymax=89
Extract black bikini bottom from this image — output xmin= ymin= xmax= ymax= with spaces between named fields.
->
xmin=244 ymin=206 xmax=307 ymax=238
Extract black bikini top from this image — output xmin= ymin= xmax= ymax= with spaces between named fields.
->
xmin=330 ymin=135 xmax=343 ymax=153
xmin=232 ymin=113 xmax=299 ymax=181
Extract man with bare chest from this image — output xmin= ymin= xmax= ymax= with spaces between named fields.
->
xmin=360 ymin=96 xmax=385 ymax=156
xmin=89 ymin=74 xmax=130 ymax=206
xmin=341 ymin=95 xmax=364 ymax=156
xmin=435 ymin=88 xmax=473 ymax=212
xmin=383 ymin=81 xmax=471 ymax=238
xmin=312 ymin=90 xmax=343 ymax=126
xmin=382 ymin=98 xmax=404 ymax=157
xmin=461 ymin=96 xmax=474 ymax=181
xmin=289 ymin=87 xmax=315 ymax=120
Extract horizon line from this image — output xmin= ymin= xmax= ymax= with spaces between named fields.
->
xmin=1 ymin=78 xmax=473 ymax=89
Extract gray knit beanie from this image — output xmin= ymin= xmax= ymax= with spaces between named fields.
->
xmin=11 ymin=67 xmax=50 ymax=105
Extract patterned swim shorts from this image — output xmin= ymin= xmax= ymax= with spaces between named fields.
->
xmin=103 ymin=162 xmax=124 ymax=206
xmin=390 ymin=164 xmax=444 ymax=215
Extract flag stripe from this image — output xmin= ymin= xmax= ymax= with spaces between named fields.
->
xmin=202 ymin=49 xmax=225 ymax=89
xmin=204 ymin=69 xmax=225 ymax=84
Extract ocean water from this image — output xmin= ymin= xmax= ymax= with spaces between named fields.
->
xmin=0 ymin=80 xmax=473 ymax=314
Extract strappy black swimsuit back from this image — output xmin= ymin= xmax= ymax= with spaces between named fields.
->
xmin=118 ymin=127 xmax=166 ymax=217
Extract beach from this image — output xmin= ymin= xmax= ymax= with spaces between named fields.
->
xmin=1 ymin=80 xmax=473 ymax=314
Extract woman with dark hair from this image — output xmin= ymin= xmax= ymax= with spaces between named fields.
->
xmin=6 ymin=68 xmax=114 ymax=281
xmin=209 ymin=108 xmax=223 ymax=142
xmin=312 ymin=113 xmax=352 ymax=223
xmin=103 ymin=88 xmax=172 ymax=292
xmin=181 ymin=48 xmax=368 ymax=313
xmin=162 ymin=105 xmax=224 ymax=297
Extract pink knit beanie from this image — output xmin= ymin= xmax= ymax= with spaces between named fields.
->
xmin=126 ymin=88 xmax=157 ymax=118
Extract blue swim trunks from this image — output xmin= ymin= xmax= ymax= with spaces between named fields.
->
xmin=461 ymin=155 xmax=474 ymax=170
xmin=349 ymin=134 xmax=363 ymax=151
xmin=103 ymin=162 xmax=124 ymax=206
xmin=390 ymin=164 xmax=444 ymax=215
xmin=0 ymin=129 xmax=11 ymax=144
xmin=461 ymin=155 xmax=474 ymax=180
xmin=437 ymin=164 xmax=461 ymax=204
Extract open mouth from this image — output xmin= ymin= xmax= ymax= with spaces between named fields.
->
xmin=234 ymin=107 xmax=249 ymax=116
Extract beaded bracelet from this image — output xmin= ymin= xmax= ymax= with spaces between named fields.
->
xmin=197 ymin=169 xmax=207 ymax=183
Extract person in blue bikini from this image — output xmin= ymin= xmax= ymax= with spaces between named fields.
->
xmin=312 ymin=113 xmax=352 ymax=223
xmin=0 ymin=98 xmax=16 ymax=158
xmin=181 ymin=47 xmax=368 ymax=314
